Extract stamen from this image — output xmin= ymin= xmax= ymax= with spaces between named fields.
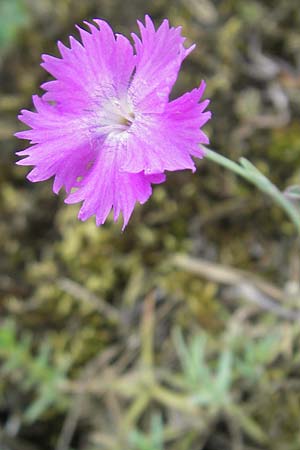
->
xmin=119 ymin=111 xmax=135 ymax=128
xmin=94 ymin=96 xmax=136 ymax=136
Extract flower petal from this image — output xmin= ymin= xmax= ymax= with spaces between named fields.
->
xmin=41 ymin=19 xmax=135 ymax=112
xmin=16 ymin=96 xmax=94 ymax=193
xmin=122 ymin=81 xmax=211 ymax=174
xmin=129 ymin=15 xmax=195 ymax=113
xmin=65 ymin=137 xmax=163 ymax=229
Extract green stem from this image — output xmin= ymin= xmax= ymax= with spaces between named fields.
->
xmin=203 ymin=147 xmax=300 ymax=235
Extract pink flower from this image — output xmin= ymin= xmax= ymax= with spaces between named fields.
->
xmin=16 ymin=16 xmax=211 ymax=229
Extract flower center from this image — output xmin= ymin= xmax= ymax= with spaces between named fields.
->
xmin=94 ymin=95 xmax=135 ymax=137
xmin=119 ymin=111 xmax=135 ymax=128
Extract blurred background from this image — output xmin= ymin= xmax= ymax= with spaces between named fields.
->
xmin=1 ymin=0 xmax=300 ymax=449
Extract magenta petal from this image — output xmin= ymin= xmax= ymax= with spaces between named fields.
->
xmin=121 ymin=81 xmax=211 ymax=174
xmin=41 ymin=19 xmax=135 ymax=111
xmin=123 ymin=116 xmax=197 ymax=174
xmin=145 ymin=173 xmax=166 ymax=184
xmin=16 ymin=96 xmax=93 ymax=193
xmin=129 ymin=15 xmax=195 ymax=113
xmin=65 ymin=138 xmax=159 ymax=229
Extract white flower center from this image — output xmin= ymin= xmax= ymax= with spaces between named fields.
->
xmin=95 ymin=95 xmax=135 ymax=136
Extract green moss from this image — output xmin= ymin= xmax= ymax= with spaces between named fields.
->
xmin=1 ymin=0 xmax=300 ymax=448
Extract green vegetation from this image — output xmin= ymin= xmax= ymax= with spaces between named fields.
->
xmin=1 ymin=0 xmax=300 ymax=449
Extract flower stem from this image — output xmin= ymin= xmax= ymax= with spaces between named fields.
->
xmin=203 ymin=147 xmax=300 ymax=235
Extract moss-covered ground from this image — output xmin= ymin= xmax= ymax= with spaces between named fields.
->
xmin=1 ymin=1 xmax=300 ymax=449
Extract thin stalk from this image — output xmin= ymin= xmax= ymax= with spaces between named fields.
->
xmin=203 ymin=147 xmax=300 ymax=235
